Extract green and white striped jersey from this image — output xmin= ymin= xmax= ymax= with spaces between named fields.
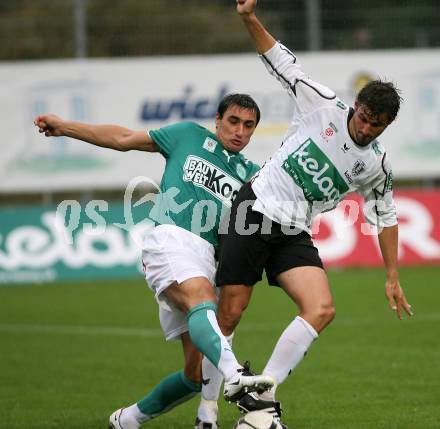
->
xmin=251 ymin=42 xmax=396 ymax=232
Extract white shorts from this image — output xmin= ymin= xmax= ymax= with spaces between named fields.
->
xmin=141 ymin=224 xmax=217 ymax=341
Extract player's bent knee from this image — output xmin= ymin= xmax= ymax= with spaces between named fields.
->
xmin=218 ymin=309 xmax=242 ymax=336
xmin=324 ymin=304 xmax=336 ymax=323
xmin=304 ymin=303 xmax=336 ymax=332
xmin=218 ymin=288 xmax=250 ymax=335
xmin=317 ymin=303 xmax=336 ymax=328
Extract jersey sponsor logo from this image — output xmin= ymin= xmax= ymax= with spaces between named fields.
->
xmin=202 ymin=137 xmax=217 ymax=153
xmin=282 ymin=138 xmax=349 ymax=202
xmin=183 ymin=155 xmax=242 ymax=206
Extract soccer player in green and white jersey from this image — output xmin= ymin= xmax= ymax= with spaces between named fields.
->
xmin=34 ymin=93 xmax=275 ymax=429
xmin=203 ymin=2 xmax=414 ymax=428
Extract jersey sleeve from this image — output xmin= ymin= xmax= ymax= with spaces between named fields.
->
xmin=359 ymin=153 xmax=397 ymax=229
xmin=260 ymin=42 xmax=337 ymax=116
xmin=148 ymin=122 xmax=194 ymax=158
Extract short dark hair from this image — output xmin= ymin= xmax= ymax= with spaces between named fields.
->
xmin=356 ymin=79 xmax=403 ymax=123
xmin=217 ymin=93 xmax=261 ymax=125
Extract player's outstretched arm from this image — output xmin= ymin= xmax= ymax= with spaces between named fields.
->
xmin=236 ymin=0 xmax=276 ymax=54
xmin=378 ymin=225 xmax=413 ymax=320
xmin=34 ymin=114 xmax=159 ymax=152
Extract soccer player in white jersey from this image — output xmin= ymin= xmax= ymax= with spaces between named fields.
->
xmin=34 ymin=93 xmax=275 ymax=429
xmin=198 ymin=1 xmax=413 ymax=427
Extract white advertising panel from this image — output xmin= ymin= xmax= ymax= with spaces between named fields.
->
xmin=1 ymin=49 xmax=439 ymax=192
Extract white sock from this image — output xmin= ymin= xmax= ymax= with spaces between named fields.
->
xmin=261 ymin=316 xmax=318 ymax=398
xmin=197 ymin=398 xmax=219 ymax=424
xmin=204 ymin=312 xmax=241 ymax=381
xmin=121 ymin=404 xmax=146 ymax=425
xmin=200 ymin=357 xmax=223 ymax=401
xmin=197 ymin=333 xmax=234 ymax=422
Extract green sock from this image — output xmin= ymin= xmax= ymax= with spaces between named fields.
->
xmin=137 ymin=370 xmax=201 ymax=419
xmin=187 ymin=302 xmax=240 ymax=379
xmin=187 ymin=302 xmax=221 ymax=366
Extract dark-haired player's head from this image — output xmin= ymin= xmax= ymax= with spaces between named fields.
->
xmin=357 ymin=80 xmax=402 ymax=123
xmin=350 ymin=80 xmax=403 ymax=146
xmin=217 ymin=93 xmax=261 ymax=125
xmin=215 ymin=93 xmax=260 ymax=153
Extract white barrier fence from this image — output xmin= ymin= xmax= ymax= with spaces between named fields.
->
xmin=1 ymin=48 xmax=440 ymax=192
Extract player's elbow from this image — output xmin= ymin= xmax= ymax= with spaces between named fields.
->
xmin=116 ymin=130 xmax=152 ymax=152
xmin=115 ymin=134 xmax=135 ymax=151
xmin=113 ymin=142 xmax=129 ymax=152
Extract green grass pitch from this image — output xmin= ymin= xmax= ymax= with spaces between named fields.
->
xmin=1 ymin=266 xmax=439 ymax=429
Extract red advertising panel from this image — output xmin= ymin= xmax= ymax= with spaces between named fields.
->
xmin=313 ymin=189 xmax=440 ymax=267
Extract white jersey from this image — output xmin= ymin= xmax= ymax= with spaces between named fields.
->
xmin=252 ymin=42 xmax=397 ymax=233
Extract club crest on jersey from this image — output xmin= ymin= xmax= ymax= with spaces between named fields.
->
xmin=202 ymin=137 xmax=217 ymax=153
xmin=236 ymin=163 xmax=247 ymax=181
xmin=183 ymin=155 xmax=242 ymax=206
xmin=352 ymin=160 xmax=366 ymax=176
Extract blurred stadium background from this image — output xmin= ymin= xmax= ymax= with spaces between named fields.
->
xmin=1 ymin=1 xmax=439 ymax=428
xmin=1 ymin=0 xmax=440 ymax=59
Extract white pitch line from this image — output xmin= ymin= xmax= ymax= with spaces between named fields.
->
xmin=0 ymin=323 xmax=163 ymax=338
xmin=0 ymin=313 xmax=436 ymax=338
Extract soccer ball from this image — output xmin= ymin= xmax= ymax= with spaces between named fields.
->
xmin=234 ymin=411 xmax=282 ymax=429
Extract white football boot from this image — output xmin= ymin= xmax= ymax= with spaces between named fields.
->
xmin=108 ymin=408 xmax=139 ymax=429
xmin=223 ymin=362 xmax=275 ymax=402
xmin=237 ymin=392 xmax=288 ymax=429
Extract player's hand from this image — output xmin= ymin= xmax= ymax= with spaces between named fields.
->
xmin=34 ymin=114 xmax=64 ymax=137
xmin=385 ymin=277 xmax=413 ymax=320
xmin=236 ymin=0 xmax=257 ymax=16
